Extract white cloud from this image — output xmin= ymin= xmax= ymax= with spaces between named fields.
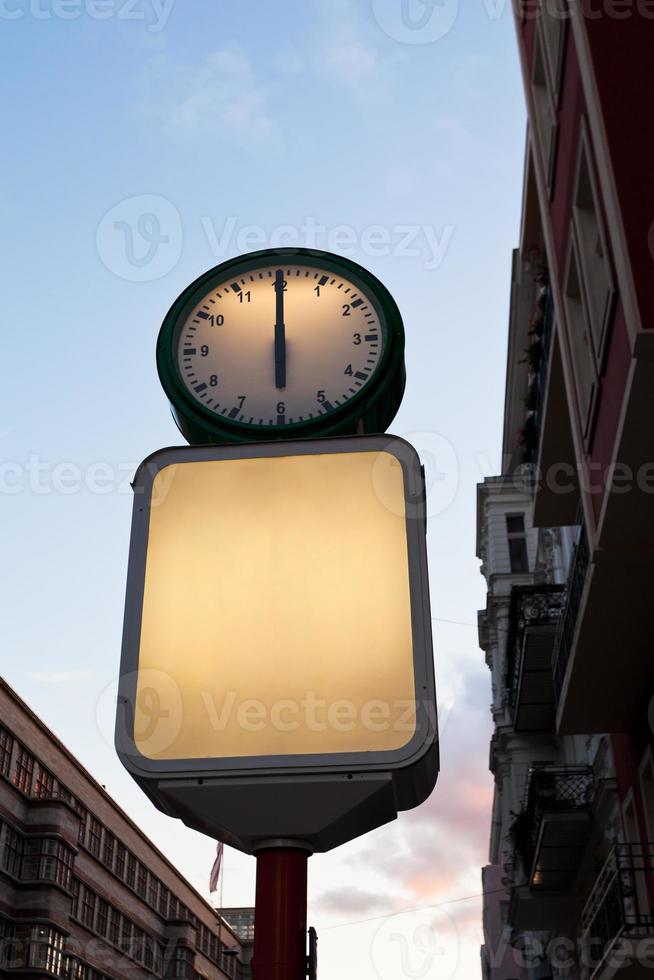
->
xmin=321 ymin=40 xmax=377 ymax=85
xmin=29 ymin=669 xmax=93 ymax=685
xmin=140 ymin=46 xmax=281 ymax=152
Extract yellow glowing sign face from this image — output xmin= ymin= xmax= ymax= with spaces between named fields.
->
xmin=134 ymin=450 xmax=416 ymax=761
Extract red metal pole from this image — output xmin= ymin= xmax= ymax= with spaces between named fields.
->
xmin=252 ymin=846 xmax=309 ymax=980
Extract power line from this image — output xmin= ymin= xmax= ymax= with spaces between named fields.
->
xmin=317 ymin=887 xmax=505 ymax=931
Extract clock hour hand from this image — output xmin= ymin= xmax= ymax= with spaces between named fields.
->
xmin=274 ymin=268 xmax=286 ymax=389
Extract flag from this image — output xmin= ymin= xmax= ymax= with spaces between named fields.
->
xmin=209 ymin=841 xmax=223 ymax=893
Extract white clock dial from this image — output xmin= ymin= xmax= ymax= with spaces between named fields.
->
xmin=175 ymin=264 xmax=384 ymax=426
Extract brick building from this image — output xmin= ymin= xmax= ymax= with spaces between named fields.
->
xmin=0 ymin=678 xmax=250 ymax=979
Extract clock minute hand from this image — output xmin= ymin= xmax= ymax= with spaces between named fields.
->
xmin=274 ymin=269 xmax=286 ymax=389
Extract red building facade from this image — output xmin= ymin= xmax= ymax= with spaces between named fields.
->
xmin=480 ymin=3 xmax=654 ymax=976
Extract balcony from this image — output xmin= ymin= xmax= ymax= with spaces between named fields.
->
xmin=553 ymin=527 xmax=589 ymax=705
xmin=580 ymin=844 xmax=654 ymax=980
xmin=506 ymin=585 xmax=565 ymax=732
xmin=509 ymin=765 xmax=594 ymax=930
xmin=552 ymin=518 xmax=654 ymax=733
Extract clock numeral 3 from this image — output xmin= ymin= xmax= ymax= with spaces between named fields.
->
xmin=352 ymin=333 xmax=362 ymax=346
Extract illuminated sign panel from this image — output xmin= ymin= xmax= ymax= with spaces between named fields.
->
xmin=116 ymin=436 xmax=437 ymax=853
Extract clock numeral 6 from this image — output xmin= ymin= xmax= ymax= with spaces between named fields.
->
xmin=209 ymin=375 xmax=218 ymax=386
xmin=352 ymin=333 xmax=362 ymax=346
xmin=316 ymin=390 xmax=326 ymax=403
xmin=201 ymin=345 xmax=209 ymax=356
xmin=276 ymin=401 xmax=286 ymax=414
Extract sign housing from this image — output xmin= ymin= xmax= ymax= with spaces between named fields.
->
xmin=115 ymin=435 xmax=438 ymax=854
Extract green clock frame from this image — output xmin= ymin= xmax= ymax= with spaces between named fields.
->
xmin=156 ymin=247 xmax=406 ymax=445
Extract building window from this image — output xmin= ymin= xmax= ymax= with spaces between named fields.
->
xmin=564 ymin=241 xmax=597 ymax=435
xmin=126 ymin=853 xmax=136 ymax=889
xmin=119 ymin=917 xmax=132 ymax=956
xmin=531 ymin=32 xmax=558 ymax=192
xmin=13 ymin=747 xmax=34 ymax=795
xmin=540 ymin=0 xmax=567 ymax=102
xmin=96 ymin=899 xmax=109 ymax=938
xmin=6 ymin=925 xmax=67 ymax=976
xmin=0 ymin=729 xmax=14 ymax=777
xmin=573 ymin=137 xmax=614 ymax=360
xmin=75 ymin=803 xmax=88 ymax=846
xmin=88 ymin=817 xmax=102 ymax=858
xmin=81 ymin=886 xmax=97 ymax=929
xmin=34 ymin=765 xmax=55 ymax=799
xmin=148 ymin=874 xmax=159 ymax=908
xmin=158 ymin=884 xmax=169 ymax=917
xmin=29 ymin=925 xmax=66 ymax=976
xmin=136 ymin=862 xmax=148 ymax=898
xmin=21 ymin=837 xmax=74 ymax=890
xmin=168 ymin=945 xmax=193 ymax=979
xmin=108 ymin=908 xmax=120 ymax=946
xmin=102 ymin=831 xmax=114 ymax=870
xmin=506 ymin=514 xmax=529 ymax=573
xmin=1 ymin=823 xmax=24 ymax=878
xmin=71 ymin=878 xmax=81 ymax=918
xmin=115 ymin=842 xmax=126 ymax=879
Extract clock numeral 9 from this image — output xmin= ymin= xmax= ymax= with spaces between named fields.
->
xmin=200 ymin=345 xmax=209 ymax=356
xmin=352 ymin=333 xmax=362 ymax=346
xmin=316 ymin=390 xmax=326 ymax=403
xmin=209 ymin=375 xmax=218 ymax=386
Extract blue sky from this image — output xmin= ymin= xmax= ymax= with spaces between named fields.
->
xmin=1 ymin=1 xmax=525 ymax=976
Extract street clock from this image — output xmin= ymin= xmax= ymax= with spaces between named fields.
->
xmin=157 ymin=248 xmax=405 ymax=444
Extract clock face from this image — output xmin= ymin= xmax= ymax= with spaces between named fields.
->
xmin=158 ymin=248 xmax=405 ymax=444
xmin=173 ymin=262 xmax=385 ymax=427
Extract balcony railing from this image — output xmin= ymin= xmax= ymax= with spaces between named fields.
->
xmin=580 ymin=843 xmax=654 ymax=979
xmin=552 ymin=526 xmax=589 ymax=703
xmin=512 ymin=764 xmax=594 ymax=888
xmin=506 ymin=585 xmax=565 ymax=731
